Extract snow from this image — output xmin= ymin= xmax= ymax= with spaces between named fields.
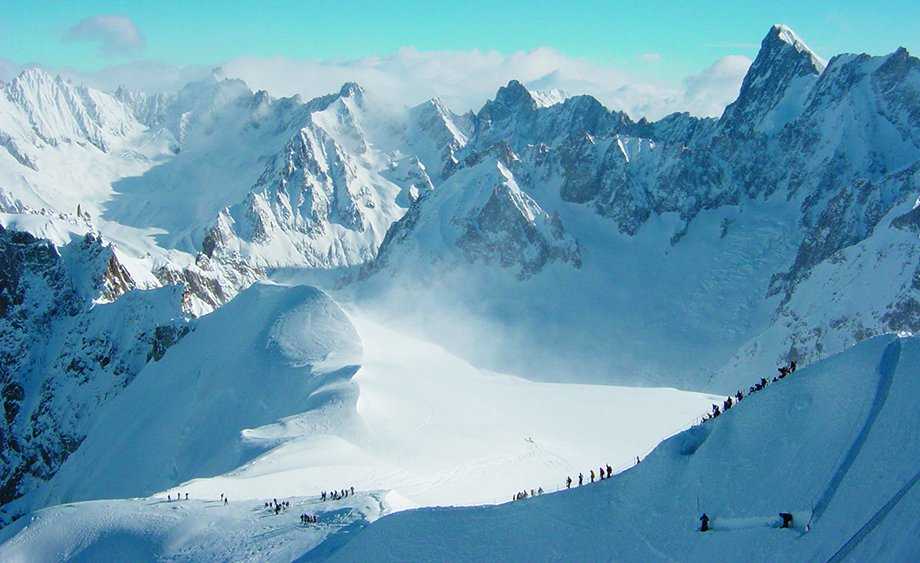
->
xmin=29 ymin=280 xmax=714 ymax=511
xmin=0 ymin=492 xmax=391 ymax=562
xmin=327 ymin=335 xmax=920 ymax=562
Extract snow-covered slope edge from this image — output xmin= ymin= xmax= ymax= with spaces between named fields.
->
xmin=328 ymin=335 xmax=920 ymax=562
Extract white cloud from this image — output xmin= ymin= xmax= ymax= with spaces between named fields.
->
xmin=639 ymin=52 xmax=663 ymax=63
xmin=681 ymin=55 xmax=752 ymax=118
xmin=64 ymin=15 xmax=145 ymax=56
xmin=217 ymin=48 xmax=751 ymax=120
xmin=16 ymin=46 xmax=751 ymax=121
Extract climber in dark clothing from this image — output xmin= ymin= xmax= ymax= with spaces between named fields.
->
xmin=735 ymin=391 xmax=743 ymax=402
xmin=590 ymin=470 xmax=595 ymax=483
xmin=578 ymin=473 xmax=584 ymax=486
xmin=700 ymin=513 xmax=710 ymax=532
xmin=779 ymin=512 xmax=794 ymax=528
xmin=566 ymin=476 xmax=572 ymax=488
xmin=760 ymin=377 xmax=768 ymax=387
xmin=606 ymin=464 xmax=613 ymax=478
xmin=790 ymin=360 xmax=797 ymax=373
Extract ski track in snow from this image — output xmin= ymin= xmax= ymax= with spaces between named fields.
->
xmin=810 ymin=339 xmax=902 ymax=525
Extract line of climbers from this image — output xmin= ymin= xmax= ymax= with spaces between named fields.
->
xmin=166 ymin=492 xmax=189 ymax=502
xmin=701 ymin=360 xmax=797 ymax=423
xmin=320 ymin=486 xmax=355 ymax=502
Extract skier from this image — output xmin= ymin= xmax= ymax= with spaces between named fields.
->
xmin=700 ymin=513 xmax=710 ymax=532
xmin=566 ymin=476 xmax=572 ymax=489
xmin=579 ymin=473 xmax=584 ymax=486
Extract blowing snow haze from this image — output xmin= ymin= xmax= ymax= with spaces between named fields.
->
xmin=1 ymin=6 xmax=920 ymax=561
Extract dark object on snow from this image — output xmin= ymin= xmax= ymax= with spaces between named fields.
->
xmin=566 ymin=476 xmax=572 ymax=488
xmin=700 ymin=513 xmax=710 ymax=532
xmin=780 ymin=512 xmax=794 ymax=528
xmin=790 ymin=360 xmax=797 ymax=373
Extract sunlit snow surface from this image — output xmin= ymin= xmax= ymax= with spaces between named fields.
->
xmin=0 ymin=282 xmax=714 ymax=561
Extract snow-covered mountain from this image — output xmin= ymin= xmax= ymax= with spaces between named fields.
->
xmin=353 ymin=24 xmax=920 ymax=391
xmin=0 ymin=22 xmax=919 ymax=561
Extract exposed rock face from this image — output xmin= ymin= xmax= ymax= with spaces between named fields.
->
xmin=0 ymin=226 xmax=186 ymax=524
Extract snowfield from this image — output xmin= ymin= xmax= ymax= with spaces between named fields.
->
xmin=327 ymin=335 xmax=920 ymax=562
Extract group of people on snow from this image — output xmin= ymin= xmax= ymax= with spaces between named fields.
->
xmin=701 ymin=360 xmax=798 ymax=424
xmin=166 ymin=492 xmax=189 ymax=502
xmin=513 ymin=487 xmax=544 ymax=501
xmin=219 ymin=493 xmax=229 ymax=505
xmin=321 ymin=486 xmax=355 ymax=502
xmin=301 ymin=513 xmax=318 ymax=524
xmin=265 ymin=499 xmax=291 ymax=515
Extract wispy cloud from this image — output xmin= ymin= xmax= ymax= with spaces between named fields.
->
xmin=24 ymin=45 xmax=751 ymax=121
xmin=64 ymin=15 xmax=145 ymax=56
xmin=217 ymin=47 xmax=750 ymax=120
xmin=639 ymin=52 xmax=663 ymax=63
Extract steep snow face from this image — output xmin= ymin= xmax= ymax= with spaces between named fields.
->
xmin=0 ymin=68 xmax=141 ymax=157
xmin=329 ymin=335 xmax=920 ymax=562
xmin=0 ymin=226 xmax=187 ymax=525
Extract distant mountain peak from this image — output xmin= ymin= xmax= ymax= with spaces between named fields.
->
xmin=719 ymin=24 xmax=825 ymax=134
xmin=493 ymin=79 xmax=536 ymax=109
xmin=339 ymin=82 xmax=365 ymax=99
xmin=764 ymin=24 xmax=826 ymax=72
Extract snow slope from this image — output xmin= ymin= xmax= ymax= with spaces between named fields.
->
xmin=327 ymin=335 xmax=920 ymax=562
xmin=28 ymin=281 xmax=713 ymax=510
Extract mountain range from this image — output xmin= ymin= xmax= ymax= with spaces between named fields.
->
xmin=0 ymin=24 xmax=918 ymax=560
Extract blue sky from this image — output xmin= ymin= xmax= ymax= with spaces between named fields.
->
xmin=2 ymin=0 xmax=917 ymax=78
xmin=1 ymin=1 xmax=917 ymax=119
